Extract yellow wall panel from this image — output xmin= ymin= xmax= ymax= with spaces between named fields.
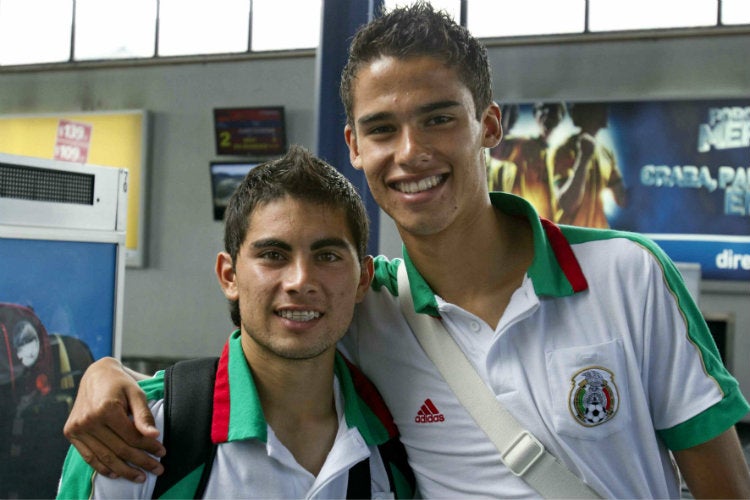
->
xmin=0 ymin=111 xmax=148 ymax=266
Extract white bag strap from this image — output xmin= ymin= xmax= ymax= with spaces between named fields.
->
xmin=396 ymin=262 xmax=600 ymax=499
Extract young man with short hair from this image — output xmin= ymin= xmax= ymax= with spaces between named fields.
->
xmin=57 ymin=146 xmax=414 ymax=499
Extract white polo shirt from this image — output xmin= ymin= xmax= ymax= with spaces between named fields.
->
xmin=58 ymin=332 xmax=412 ymax=499
xmin=340 ymin=191 xmax=749 ymax=499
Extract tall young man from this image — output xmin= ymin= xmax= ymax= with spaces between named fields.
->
xmin=63 ymin=3 xmax=750 ymax=498
xmin=57 ymin=146 xmax=414 ymax=499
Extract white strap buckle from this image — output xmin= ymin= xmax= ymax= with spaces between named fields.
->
xmin=502 ymin=431 xmax=546 ymax=477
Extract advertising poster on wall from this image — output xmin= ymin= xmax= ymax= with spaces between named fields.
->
xmin=488 ymin=98 xmax=750 ymax=281
xmin=0 ymin=238 xmax=119 ymax=498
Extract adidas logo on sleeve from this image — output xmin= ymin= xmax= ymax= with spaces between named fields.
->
xmin=414 ymin=398 xmax=445 ymax=423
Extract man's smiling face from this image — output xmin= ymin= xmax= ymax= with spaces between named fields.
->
xmin=345 ymin=55 xmax=501 ymax=238
xmin=218 ymin=196 xmax=371 ymax=362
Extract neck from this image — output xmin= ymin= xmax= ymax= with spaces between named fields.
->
xmin=242 ymin=339 xmax=337 ymax=421
xmin=400 ymin=200 xmax=533 ymax=328
xmin=242 ymin=338 xmax=339 ymax=475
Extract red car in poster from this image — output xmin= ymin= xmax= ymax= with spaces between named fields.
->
xmin=0 ymin=302 xmax=94 ymax=498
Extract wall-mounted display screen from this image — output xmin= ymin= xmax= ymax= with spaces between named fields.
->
xmin=209 ymin=161 xmax=259 ymax=220
xmin=213 ymin=106 xmax=286 ymax=157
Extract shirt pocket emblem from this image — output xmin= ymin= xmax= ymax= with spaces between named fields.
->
xmin=546 ymin=339 xmax=630 ymax=440
xmin=568 ymin=366 xmax=619 ymax=427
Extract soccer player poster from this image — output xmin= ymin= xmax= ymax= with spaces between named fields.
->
xmin=490 ymin=98 xmax=750 ymax=281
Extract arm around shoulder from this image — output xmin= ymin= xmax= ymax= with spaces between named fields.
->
xmin=63 ymin=357 xmax=165 ymax=482
xmin=58 ymin=397 xmax=165 ymax=500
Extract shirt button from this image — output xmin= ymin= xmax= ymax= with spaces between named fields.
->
xmin=470 ymin=320 xmax=481 ymax=332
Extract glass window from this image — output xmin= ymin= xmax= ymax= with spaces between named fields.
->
xmin=251 ymin=0 xmax=322 ymax=51
xmin=468 ymin=0 xmax=585 ymax=38
xmin=0 ymin=0 xmax=73 ymax=65
xmin=158 ymin=0 xmax=250 ymax=56
xmin=721 ymin=0 xmax=750 ymax=25
xmin=589 ymin=0 xmax=717 ymax=32
xmin=74 ymin=0 xmax=157 ymax=61
xmin=0 ymin=0 xmax=743 ymax=66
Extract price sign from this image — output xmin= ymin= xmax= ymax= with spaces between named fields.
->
xmin=54 ymin=119 xmax=93 ymax=163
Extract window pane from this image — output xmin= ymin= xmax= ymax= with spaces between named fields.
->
xmin=75 ymin=0 xmax=157 ymax=60
xmin=384 ymin=0 xmax=461 ymax=23
xmin=251 ymin=0 xmax=322 ymax=51
xmin=159 ymin=0 xmax=250 ymax=56
xmin=469 ymin=0 xmax=585 ymax=38
xmin=722 ymin=0 xmax=750 ymax=25
xmin=0 ymin=0 xmax=73 ymax=65
xmin=589 ymin=0 xmax=717 ymax=32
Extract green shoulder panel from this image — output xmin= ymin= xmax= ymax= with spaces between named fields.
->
xmin=56 ymin=446 xmax=96 ymax=499
xmin=139 ymin=370 xmax=165 ymax=400
xmin=372 ymin=255 xmax=401 ymax=295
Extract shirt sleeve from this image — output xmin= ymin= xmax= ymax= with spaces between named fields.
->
xmin=638 ymin=243 xmax=749 ymax=449
xmin=56 ymin=399 xmax=165 ymax=499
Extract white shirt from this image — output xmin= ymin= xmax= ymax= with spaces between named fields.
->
xmin=340 ymin=192 xmax=749 ymax=498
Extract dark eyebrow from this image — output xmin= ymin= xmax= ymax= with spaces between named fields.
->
xmin=417 ymin=100 xmax=461 ymax=114
xmin=311 ymin=237 xmax=350 ymax=251
xmin=252 ymin=239 xmax=291 ymax=251
xmin=251 ymin=238 xmax=350 ymax=252
xmin=356 ymin=100 xmax=462 ymax=128
xmin=357 ymin=111 xmax=392 ymax=127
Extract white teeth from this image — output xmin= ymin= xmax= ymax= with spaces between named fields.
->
xmin=394 ymin=175 xmax=442 ymax=194
xmin=278 ymin=310 xmax=321 ymax=322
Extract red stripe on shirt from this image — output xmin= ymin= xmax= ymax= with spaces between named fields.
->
xmin=211 ymin=341 xmax=231 ymax=443
xmin=540 ymin=218 xmax=589 ymax=293
xmin=342 ymin=354 xmax=399 ymax=438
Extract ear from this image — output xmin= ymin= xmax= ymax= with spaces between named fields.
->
xmin=344 ymin=124 xmax=363 ymax=170
xmin=481 ymin=102 xmax=503 ymax=149
xmin=215 ymin=251 xmax=239 ymax=301
xmin=354 ymin=255 xmax=374 ymax=303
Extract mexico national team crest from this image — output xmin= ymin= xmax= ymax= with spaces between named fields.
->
xmin=569 ymin=367 xmax=619 ymax=427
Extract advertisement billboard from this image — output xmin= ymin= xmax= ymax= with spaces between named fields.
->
xmin=489 ymin=98 xmax=750 ymax=281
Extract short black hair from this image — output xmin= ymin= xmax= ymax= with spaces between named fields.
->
xmin=340 ymin=1 xmax=492 ymax=127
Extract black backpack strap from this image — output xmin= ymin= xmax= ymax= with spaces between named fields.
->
xmin=152 ymin=357 xmax=219 ymax=499
xmin=346 ymin=439 xmax=417 ymax=499
xmin=346 ymin=458 xmax=371 ymax=499
xmin=377 ymin=438 xmax=416 ymax=498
